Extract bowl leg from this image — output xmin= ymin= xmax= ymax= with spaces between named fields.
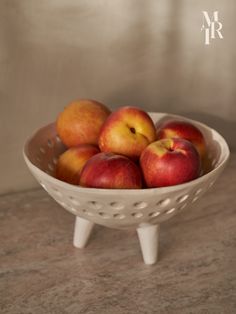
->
xmin=73 ymin=216 xmax=94 ymax=248
xmin=136 ymin=224 xmax=160 ymax=265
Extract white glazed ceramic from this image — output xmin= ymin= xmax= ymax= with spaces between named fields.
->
xmin=23 ymin=113 xmax=230 ymax=264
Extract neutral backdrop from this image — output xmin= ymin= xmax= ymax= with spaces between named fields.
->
xmin=1 ymin=0 xmax=235 ymax=195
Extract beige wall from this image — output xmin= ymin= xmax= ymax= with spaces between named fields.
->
xmin=1 ymin=0 xmax=235 ymax=194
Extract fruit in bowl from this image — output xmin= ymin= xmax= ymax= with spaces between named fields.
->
xmin=80 ymin=152 xmax=142 ymax=189
xmin=56 ymin=144 xmax=100 ymax=185
xmin=54 ymin=102 xmax=207 ymax=189
xmin=98 ymin=106 xmax=156 ymax=159
xmin=156 ymin=119 xmax=206 ymax=159
xmin=56 ymin=99 xmax=111 ymax=147
xmin=140 ymin=138 xmax=201 ymax=187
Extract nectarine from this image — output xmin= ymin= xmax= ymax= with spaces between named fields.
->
xmin=156 ymin=119 xmax=206 ymax=159
xmin=140 ymin=138 xmax=201 ymax=187
xmin=98 ymin=106 xmax=156 ymax=159
xmin=80 ymin=152 xmax=142 ymax=189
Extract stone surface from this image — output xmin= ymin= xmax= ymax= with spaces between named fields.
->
xmin=0 ymin=154 xmax=236 ymax=314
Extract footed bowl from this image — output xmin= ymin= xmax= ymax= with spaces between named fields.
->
xmin=23 ymin=113 xmax=230 ymax=264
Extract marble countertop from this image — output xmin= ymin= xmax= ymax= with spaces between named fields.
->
xmin=1 ymin=154 xmax=236 ymax=314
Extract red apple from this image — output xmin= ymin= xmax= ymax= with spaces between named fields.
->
xmin=56 ymin=144 xmax=99 ymax=185
xmin=156 ymin=119 xmax=206 ymax=159
xmin=140 ymin=138 xmax=201 ymax=187
xmin=98 ymin=106 xmax=156 ymax=159
xmin=57 ymin=99 xmax=111 ymax=147
xmin=80 ymin=152 xmax=142 ymax=189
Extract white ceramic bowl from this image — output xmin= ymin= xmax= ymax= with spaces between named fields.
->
xmin=23 ymin=113 xmax=230 ymax=264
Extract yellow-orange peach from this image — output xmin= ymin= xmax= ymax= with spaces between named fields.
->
xmin=57 ymin=99 xmax=110 ymax=147
xmin=56 ymin=144 xmax=99 ymax=185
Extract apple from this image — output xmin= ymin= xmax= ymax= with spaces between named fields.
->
xmin=98 ymin=106 xmax=156 ymax=159
xmin=56 ymin=144 xmax=99 ymax=185
xmin=79 ymin=152 xmax=142 ymax=189
xmin=140 ymin=138 xmax=201 ymax=187
xmin=156 ymin=119 xmax=206 ymax=159
xmin=56 ymin=99 xmax=110 ymax=147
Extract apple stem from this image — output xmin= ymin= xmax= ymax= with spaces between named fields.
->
xmin=136 ymin=224 xmax=160 ymax=265
xmin=73 ymin=216 xmax=94 ymax=248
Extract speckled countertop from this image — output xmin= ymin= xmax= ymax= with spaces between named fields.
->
xmin=1 ymin=154 xmax=236 ymax=314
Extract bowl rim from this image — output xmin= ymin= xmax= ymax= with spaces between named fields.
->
xmin=23 ymin=112 xmax=230 ymax=196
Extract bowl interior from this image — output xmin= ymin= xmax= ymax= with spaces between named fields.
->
xmin=23 ymin=113 xmax=229 ymax=228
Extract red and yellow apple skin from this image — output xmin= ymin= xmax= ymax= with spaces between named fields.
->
xmin=140 ymin=138 xmax=201 ymax=188
xmin=56 ymin=99 xmax=111 ymax=148
xmin=156 ymin=120 xmax=206 ymax=159
xmin=56 ymin=144 xmax=100 ymax=185
xmin=79 ymin=152 xmax=142 ymax=189
xmin=98 ymin=106 xmax=156 ymax=159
